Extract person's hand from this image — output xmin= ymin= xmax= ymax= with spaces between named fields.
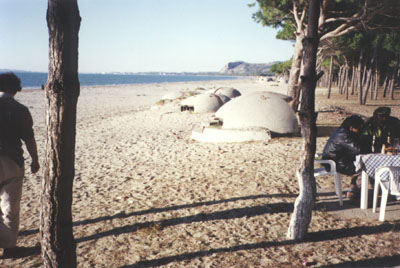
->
xmin=31 ymin=161 xmax=40 ymax=173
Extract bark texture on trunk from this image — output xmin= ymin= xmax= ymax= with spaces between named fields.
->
xmin=287 ymin=31 xmax=305 ymax=112
xmin=41 ymin=1 xmax=81 ymax=267
xmin=287 ymin=0 xmax=320 ymax=241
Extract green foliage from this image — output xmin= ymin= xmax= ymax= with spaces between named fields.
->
xmin=329 ymin=32 xmax=378 ymax=60
xmin=381 ymin=32 xmax=400 ymax=67
xmin=270 ymin=59 xmax=292 ymax=75
xmin=276 ymin=22 xmax=296 ymax=40
xmin=382 ymin=33 xmax=400 ymax=54
xmin=251 ymin=0 xmax=298 ymax=40
xmin=320 ymin=57 xmax=339 ymax=73
xmin=330 ymin=30 xmax=400 ymax=67
xmin=252 ymin=0 xmax=400 ymax=78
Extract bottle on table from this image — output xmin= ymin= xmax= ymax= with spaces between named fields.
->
xmin=371 ymin=135 xmax=376 ymax=153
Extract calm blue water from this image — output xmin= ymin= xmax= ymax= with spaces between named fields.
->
xmin=13 ymin=72 xmax=239 ymax=90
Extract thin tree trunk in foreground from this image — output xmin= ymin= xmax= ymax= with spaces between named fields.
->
xmin=287 ymin=0 xmax=320 ymax=240
xmin=41 ymin=0 xmax=81 ymax=267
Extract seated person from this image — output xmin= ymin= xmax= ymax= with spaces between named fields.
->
xmin=322 ymin=115 xmax=364 ymax=199
xmin=360 ymin=107 xmax=400 ymax=153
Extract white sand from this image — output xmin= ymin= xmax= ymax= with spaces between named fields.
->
xmin=5 ymin=77 xmax=400 ymax=267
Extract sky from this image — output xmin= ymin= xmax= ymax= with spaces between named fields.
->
xmin=0 ymin=0 xmax=294 ymax=73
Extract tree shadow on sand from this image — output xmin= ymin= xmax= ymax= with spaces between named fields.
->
xmin=17 ymin=192 xmax=400 ymax=265
xmin=75 ymin=201 xmax=295 ymax=243
xmin=119 ymin=223 xmax=399 ymax=268
xmin=19 ymin=193 xmax=297 ymax=237
xmin=317 ymin=254 xmax=400 ymax=267
xmin=0 ymin=245 xmax=41 ymax=260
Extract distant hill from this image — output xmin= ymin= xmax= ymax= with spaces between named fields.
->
xmin=219 ymin=61 xmax=276 ymax=76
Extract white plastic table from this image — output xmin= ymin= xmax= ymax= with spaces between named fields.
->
xmin=354 ymin=154 xmax=400 ymax=209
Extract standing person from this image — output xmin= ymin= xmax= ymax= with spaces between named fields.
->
xmin=0 ymin=72 xmax=40 ymax=258
xmin=322 ymin=115 xmax=364 ymax=200
xmin=360 ymin=107 xmax=400 ymax=153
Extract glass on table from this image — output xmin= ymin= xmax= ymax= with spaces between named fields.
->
xmin=392 ymin=138 xmax=400 ymax=154
xmin=392 ymin=138 xmax=400 ymax=148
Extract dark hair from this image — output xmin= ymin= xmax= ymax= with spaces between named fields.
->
xmin=0 ymin=72 xmax=22 ymax=94
xmin=373 ymin=106 xmax=391 ymax=117
xmin=341 ymin=115 xmax=364 ymax=131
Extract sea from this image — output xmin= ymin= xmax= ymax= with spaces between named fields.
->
xmin=11 ymin=71 xmax=240 ymax=90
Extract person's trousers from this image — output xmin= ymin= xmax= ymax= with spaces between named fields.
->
xmin=0 ymin=156 xmax=24 ymax=248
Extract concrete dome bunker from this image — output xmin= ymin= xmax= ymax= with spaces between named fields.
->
xmin=191 ymin=92 xmax=299 ymax=143
xmin=216 ymin=93 xmax=298 ymax=134
xmin=213 ymin=87 xmax=241 ymax=98
xmin=180 ymin=92 xmax=230 ymax=113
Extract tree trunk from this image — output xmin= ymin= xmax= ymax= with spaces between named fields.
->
xmin=390 ymin=60 xmax=399 ymax=100
xmin=371 ymin=36 xmax=382 ymax=100
xmin=370 ymin=73 xmax=376 ymax=100
xmin=383 ymin=74 xmax=389 ymax=97
xmin=344 ymin=64 xmax=349 ymax=100
xmin=287 ymin=31 xmax=305 ymax=112
xmin=41 ymin=1 xmax=81 ymax=267
xmin=358 ymin=50 xmax=364 ymax=104
xmin=362 ymin=68 xmax=372 ymax=105
xmin=350 ymin=64 xmax=356 ymax=95
xmin=327 ymin=55 xmax=333 ymax=98
xmin=374 ymin=71 xmax=379 ymax=100
xmin=343 ymin=65 xmax=348 ymax=97
xmin=370 ymin=69 xmax=376 ymax=100
xmin=389 ymin=72 xmax=396 ymax=100
xmin=369 ymin=58 xmax=376 ymax=101
xmin=338 ymin=65 xmax=343 ymax=94
xmin=287 ymin=0 xmax=319 ymax=241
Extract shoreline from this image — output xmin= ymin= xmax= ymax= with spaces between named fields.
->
xmin=20 ymin=76 xmax=252 ymax=89
xmin=18 ymin=73 xmax=248 ymax=91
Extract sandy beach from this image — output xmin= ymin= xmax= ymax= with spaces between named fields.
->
xmin=3 ymin=77 xmax=400 ymax=267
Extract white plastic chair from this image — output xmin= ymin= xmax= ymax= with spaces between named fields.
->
xmin=373 ymin=166 xmax=400 ymax=221
xmin=314 ymin=154 xmax=343 ymax=206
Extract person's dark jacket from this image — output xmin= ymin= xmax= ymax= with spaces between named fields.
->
xmin=360 ymin=116 xmax=400 ymax=153
xmin=0 ymin=95 xmax=34 ymax=167
xmin=322 ymin=126 xmax=361 ymax=176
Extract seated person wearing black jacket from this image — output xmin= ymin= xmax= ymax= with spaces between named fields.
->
xmin=322 ymin=115 xmax=364 ymax=199
xmin=360 ymin=106 xmax=400 ymax=153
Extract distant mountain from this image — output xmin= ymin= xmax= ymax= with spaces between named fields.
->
xmin=219 ymin=61 xmax=276 ymax=76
